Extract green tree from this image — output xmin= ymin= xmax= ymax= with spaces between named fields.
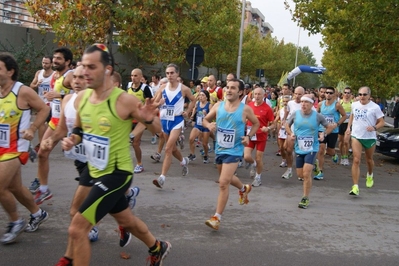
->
xmin=286 ymin=0 xmax=399 ymax=97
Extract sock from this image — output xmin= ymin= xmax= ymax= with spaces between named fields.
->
xmin=252 ymin=161 xmax=257 ymax=167
xmin=181 ymin=159 xmax=186 ymax=165
xmin=353 ymin=184 xmax=359 ymax=188
xmin=214 ymin=213 xmax=221 ymax=220
xmin=126 ymin=188 xmax=134 ymax=197
xmin=63 ymin=257 xmax=73 ymax=264
xmin=255 ymin=173 xmax=261 ymax=179
xmin=149 ymin=240 xmax=160 ymax=253
xmin=159 ymin=175 xmax=165 ymax=181
xmin=13 ymin=217 xmax=24 ymax=224
xmin=39 ymin=185 xmax=48 ymax=193
xmin=288 ymin=167 xmax=292 ymax=172
xmin=32 ymin=208 xmax=42 ymax=218
xmin=240 ymin=185 xmax=246 ymax=192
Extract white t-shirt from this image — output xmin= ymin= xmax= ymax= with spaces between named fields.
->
xmin=351 ymin=101 xmax=384 ymax=139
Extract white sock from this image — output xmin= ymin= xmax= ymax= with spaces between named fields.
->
xmin=214 ymin=213 xmax=221 ymax=220
xmin=252 ymin=161 xmax=257 ymax=167
xmin=126 ymin=188 xmax=134 ymax=197
xmin=159 ymin=175 xmax=166 ymax=181
xmin=256 ymin=173 xmax=261 ymax=179
xmin=39 ymin=185 xmax=48 ymax=193
xmin=32 ymin=209 xmax=42 ymax=218
xmin=288 ymin=167 xmax=292 ymax=172
xmin=240 ymin=185 xmax=246 ymax=192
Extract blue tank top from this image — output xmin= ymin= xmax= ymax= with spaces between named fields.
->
xmin=215 ymin=101 xmax=245 ymax=156
xmin=195 ymin=101 xmax=210 ymax=126
xmin=294 ymin=110 xmax=319 ymax=154
xmin=319 ymin=100 xmax=340 ymax=133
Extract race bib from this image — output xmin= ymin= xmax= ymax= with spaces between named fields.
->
xmin=64 ymin=133 xmax=87 ymax=162
xmin=325 ymin=115 xmax=334 ymax=124
xmin=161 ymin=105 xmax=175 ymax=121
xmin=217 ymin=127 xmax=235 ymax=148
xmin=0 ymin=124 xmax=10 ymax=148
xmin=196 ymin=115 xmax=203 ymax=126
xmin=38 ymin=84 xmax=50 ymax=103
xmin=51 ymin=99 xmax=61 ymax=119
xmin=83 ymin=133 xmax=109 ymax=170
xmin=344 ymin=112 xmax=350 ymax=123
xmin=297 ymin=136 xmax=313 ymax=152
xmin=246 ymin=126 xmax=257 ymax=141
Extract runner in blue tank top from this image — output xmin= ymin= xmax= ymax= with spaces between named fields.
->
xmin=202 ymin=78 xmax=260 ymax=230
xmin=285 ymin=94 xmax=334 ymax=209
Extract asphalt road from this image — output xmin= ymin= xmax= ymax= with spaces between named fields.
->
xmin=0 ymin=116 xmax=398 ymax=266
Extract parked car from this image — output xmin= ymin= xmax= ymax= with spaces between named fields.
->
xmin=376 ymin=128 xmax=399 ymax=159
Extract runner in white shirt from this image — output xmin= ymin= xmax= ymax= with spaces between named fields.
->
xmin=346 ymin=86 xmax=385 ymax=196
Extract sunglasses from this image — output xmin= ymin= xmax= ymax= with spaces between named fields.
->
xmin=358 ymin=93 xmax=368 ymax=96
xmin=344 ymin=92 xmax=351 ymax=94
xmin=325 ymin=91 xmax=334 ymax=95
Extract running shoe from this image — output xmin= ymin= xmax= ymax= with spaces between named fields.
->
xmin=151 ymin=135 xmax=157 ymax=145
xmin=366 ymin=173 xmax=374 ymax=188
xmin=250 ymin=164 xmax=256 ymax=178
xmin=153 ymin=176 xmax=165 ymax=189
xmin=88 ymin=226 xmax=99 ymax=242
xmin=281 ymin=169 xmax=292 ymax=179
xmin=205 ymin=216 xmax=220 ymax=230
xmin=349 ymin=185 xmax=359 ymax=196
xmin=245 ymin=162 xmax=251 ymax=169
xmin=34 ymin=189 xmax=53 ymax=205
xmin=134 ymin=164 xmax=144 ymax=173
xmin=332 ymin=154 xmax=339 ymax=163
xmin=208 ymin=143 xmax=213 ymax=154
xmin=314 ymin=171 xmax=324 ymax=180
xmin=181 ymin=157 xmax=189 ymax=176
xmin=29 ymin=178 xmax=40 ymax=193
xmin=25 ymin=209 xmax=48 ymax=232
xmin=188 ymin=154 xmax=196 ymax=161
xmin=146 ymin=240 xmax=172 ymax=266
xmin=119 ymin=225 xmax=132 ymax=247
xmin=151 ymin=152 xmax=161 ymax=162
xmin=237 ymin=160 xmax=243 ymax=168
xmin=298 ymin=197 xmax=309 ymax=209
xmin=238 ymin=184 xmax=252 ymax=205
xmin=252 ymin=177 xmax=261 ymax=187
xmin=199 ymin=149 xmax=205 ymax=156
xmin=313 ymin=159 xmax=320 ymax=174
xmin=342 ymin=158 xmax=350 ymax=166
xmin=55 ymin=257 xmax=72 ymax=266
xmin=203 ymin=156 xmax=209 ymax=164
xmin=195 ymin=140 xmax=201 ymax=147
xmin=276 ymin=150 xmax=281 ymax=156
xmin=34 ymin=143 xmax=40 ymax=153
xmin=126 ymin=186 xmax=140 ymax=210
xmin=177 ymin=133 xmax=185 ymax=150
xmin=298 ymin=177 xmax=304 ymax=181
xmin=0 ymin=219 xmax=27 ymax=244
xmin=279 ymin=161 xmax=287 ymax=167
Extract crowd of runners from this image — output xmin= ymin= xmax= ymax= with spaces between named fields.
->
xmin=0 ymin=45 xmax=384 ymax=265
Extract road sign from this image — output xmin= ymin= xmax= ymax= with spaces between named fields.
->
xmin=186 ymin=44 xmax=204 ymax=66
xmin=256 ymin=69 xmax=264 ymax=78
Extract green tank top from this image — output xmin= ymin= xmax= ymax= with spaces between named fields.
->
xmin=79 ymin=88 xmax=133 ymax=177
xmin=340 ymin=99 xmax=352 ymax=123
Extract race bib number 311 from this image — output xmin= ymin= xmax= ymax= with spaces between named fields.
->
xmin=83 ymin=133 xmax=110 ymax=170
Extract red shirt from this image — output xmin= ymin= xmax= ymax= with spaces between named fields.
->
xmin=247 ymin=101 xmax=274 ymax=141
xmin=208 ymin=86 xmax=223 ymax=100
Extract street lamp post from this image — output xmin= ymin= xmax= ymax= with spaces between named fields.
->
xmin=293 ymin=26 xmax=301 ymax=86
xmin=237 ymin=0 xmax=246 ymax=79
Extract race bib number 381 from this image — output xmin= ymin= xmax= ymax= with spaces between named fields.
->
xmin=83 ymin=133 xmax=110 ymax=170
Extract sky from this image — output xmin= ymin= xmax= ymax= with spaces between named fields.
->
xmin=247 ymin=0 xmax=324 ymax=66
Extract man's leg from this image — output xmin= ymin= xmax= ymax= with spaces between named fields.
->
xmin=365 ymin=144 xmax=376 ymax=188
xmin=215 ymin=162 xmax=238 ymax=215
xmin=282 ymin=138 xmax=294 ymax=179
xmin=350 ymin=138 xmax=363 ymax=195
xmin=68 ymin=212 xmax=93 ymax=265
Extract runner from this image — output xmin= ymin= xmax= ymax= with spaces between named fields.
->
xmin=285 ymin=94 xmax=334 ymax=208
xmin=244 ymin=87 xmax=275 ymax=187
xmin=152 ymin=64 xmax=196 ymax=189
xmin=202 ymin=78 xmax=260 ymax=230
xmin=346 ymin=86 xmax=385 ymax=196
xmin=61 ymin=43 xmax=170 ymax=265
xmin=0 ymin=52 xmax=50 ymax=244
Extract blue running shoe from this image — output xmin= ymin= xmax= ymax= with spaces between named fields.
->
xmin=314 ymin=171 xmax=324 ymax=180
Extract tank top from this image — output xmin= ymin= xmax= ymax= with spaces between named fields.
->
xmin=63 ymin=93 xmax=87 ymax=162
xmin=320 ymin=100 xmax=340 ymax=133
xmin=195 ymin=101 xmax=210 ymax=126
xmin=79 ymin=88 xmax=132 ymax=177
xmin=340 ymin=99 xmax=352 ymax=123
xmin=49 ymin=70 xmax=73 ymax=128
xmin=160 ymin=83 xmax=184 ymax=121
xmin=293 ymin=110 xmax=319 ymax=154
xmin=37 ymin=69 xmax=53 ymax=103
xmin=215 ymin=101 xmax=245 ymax=156
xmin=0 ymin=82 xmax=31 ymax=158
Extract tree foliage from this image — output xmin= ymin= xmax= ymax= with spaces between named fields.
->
xmin=286 ymin=0 xmax=399 ymax=97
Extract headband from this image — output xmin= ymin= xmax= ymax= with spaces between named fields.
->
xmin=301 ymin=96 xmax=314 ymax=104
